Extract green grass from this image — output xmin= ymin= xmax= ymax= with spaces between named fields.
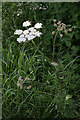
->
xmin=2 ymin=2 xmax=80 ymax=120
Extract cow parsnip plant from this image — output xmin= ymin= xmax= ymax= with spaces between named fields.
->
xmin=2 ymin=2 xmax=80 ymax=120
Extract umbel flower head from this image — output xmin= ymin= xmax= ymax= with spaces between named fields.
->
xmin=14 ymin=20 xmax=42 ymax=43
xmin=52 ymin=19 xmax=72 ymax=38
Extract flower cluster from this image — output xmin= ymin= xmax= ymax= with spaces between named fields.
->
xmin=17 ymin=76 xmax=23 ymax=89
xmin=17 ymin=8 xmax=22 ymax=16
xmin=52 ymin=19 xmax=72 ymax=38
xmin=17 ymin=76 xmax=31 ymax=90
xmin=17 ymin=2 xmax=23 ymax=7
xmin=14 ymin=21 xmax=42 ymax=43
xmin=30 ymin=4 xmax=48 ymax=11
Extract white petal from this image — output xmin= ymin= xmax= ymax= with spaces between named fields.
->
xmin=19 ymin=34 xmax=25 ymax=38
xmin=34 ymin=31 xmax=42 ymax=37
xmin=26 ymin=35 xmax=36 ymax=40
xmin=51 ymin=61 xmax=58 ymax=67
xmin=25 ymin=35 xmax=29 ymax=38
xmin=34 ymin=23 xmax=42 ymax=29
xmin=23 ymin=30 xmax=29 ymax=35
xmin=28 ymin=27 xmax=36 ymax=32
xmin=14 ymin=29 xmax=23 ymax=35
xmin=23 ymin=21 xmax=31 ymax=27
xmin=17 ymin=38 xmax=26 ymax=43
xmin=29 ymin=31 xmax=35 ymax=35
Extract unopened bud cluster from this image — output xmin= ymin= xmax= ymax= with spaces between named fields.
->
xmin=52 ymin=19 xmax=72 ymax=38
xmin=17 ymin=76 xmax=31 ymax=90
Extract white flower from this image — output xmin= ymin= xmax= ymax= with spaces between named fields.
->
xmin=17 ymin=37 xmax=26 ymax=43
xmin=34 ymin=23 xmax=42 ymax=29
xmin=23 ymin=21 xmax=31 ymax=27
xmin=28 ymin=27 xmax=37 ymax=32
xmin=14 ymin=29 xmax=23 ymax=35
xmin=25 ymin=35 xmax=36 ymax=41
xmin=28 ymin=30 xmax=42 ymax=37
xmin=34 ymin=31 xmax=42 ymax=37
xmin=19 ymin=34 xmax=25 ymax=38
xmin=65 ymin=95 xmax=72 ymax=100
xmin=23 ymin=30 xmax=29 ymax=35
xmin=17 ymin=13 xmax=20 ymax=16
xmin=29 ymin=32 xmax=34 ymax=36
xmin=28 ymin=35 xmax=36 ymax=40
xmin=51 ymin=61 xmax=58 ymax=67
xmin=27 ymin=85 xmax=31 ymax=90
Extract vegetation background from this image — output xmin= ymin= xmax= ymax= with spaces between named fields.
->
xmin=2 ymin=2 xmax=80 ymax=120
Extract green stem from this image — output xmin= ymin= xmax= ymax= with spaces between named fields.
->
xmin=52 ymin=31 xmax=58 ymax=61
xmin=32 ymin=39 xmax=61 ymax=88
xmin=32 ymin=40 xmax=42 ymax=55
xmin=32 ymin=40 xmax=51 ymax=62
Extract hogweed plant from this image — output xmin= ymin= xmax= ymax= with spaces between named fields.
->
xmin=14 ymin=19 xmax=72 ymax=66
xmin=14 ymin=19 xmax=73 ymax=69
xmin=14 ymin=20 xmax=59 ymax=67
xmin=52 ymin=19 xmax=72 ymax=62
xmin=14 ymin=20 xmax=60 ymax=90
xmin=14 ymin=19 xmax=74 ymax=89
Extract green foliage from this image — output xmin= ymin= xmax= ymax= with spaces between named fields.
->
xmin=2 ymin=2 xmax=80 ymax=120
